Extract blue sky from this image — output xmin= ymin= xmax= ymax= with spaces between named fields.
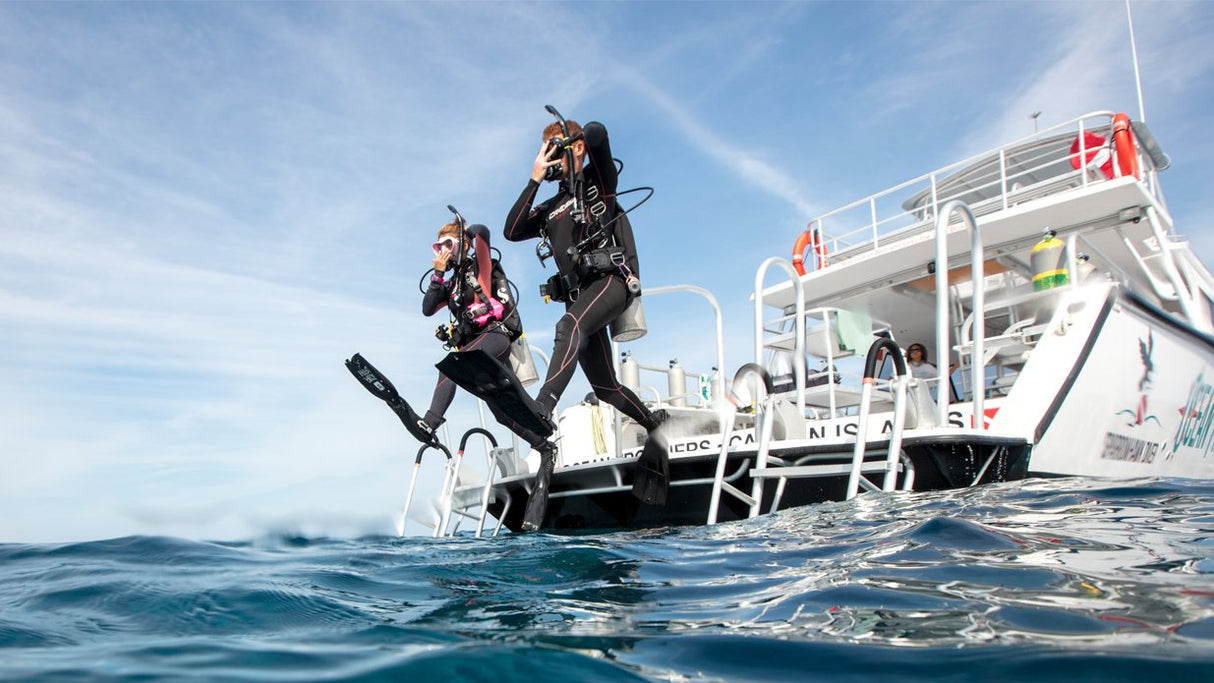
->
xmin=3 ymin=1 xmax=1213 ymax=543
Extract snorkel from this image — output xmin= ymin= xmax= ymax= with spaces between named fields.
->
xmin=543 ymin=104 xmax=584 ymax=224
xmin=534 ymin=104 xmax=587 ymax=268
xmin=446 ymin=204 xmax=468 ymax=269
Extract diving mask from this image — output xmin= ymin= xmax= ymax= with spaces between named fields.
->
xmin=432 ymin=236 xmax=458 ymax=255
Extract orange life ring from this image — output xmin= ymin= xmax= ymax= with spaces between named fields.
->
xmin=1112 ymin=113 xmax=1139 ymax=179
xmin=792 ymin=227 xmax=828 ymax=276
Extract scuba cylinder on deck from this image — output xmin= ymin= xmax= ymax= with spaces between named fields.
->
xmin=668 ymin=359 xmax=687 ymax=407
xmin=620 ymin=351 xmax=640 ymax=392
xmin=508 ymin=335 xmax=539 ymax=387
xmin=1031 ymin=228 xmax=1068 ymax=291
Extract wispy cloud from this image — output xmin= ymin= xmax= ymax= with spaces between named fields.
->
xmin=1 ymin=2 xmax=597 ymax=541
xmin=621 ymin=71 xmax=817 ymax=220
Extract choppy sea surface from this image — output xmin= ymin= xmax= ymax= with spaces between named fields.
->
xmin=2 ymin=477 xmax=1213 ymax=681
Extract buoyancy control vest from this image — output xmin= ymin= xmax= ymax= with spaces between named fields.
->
xmin=443 ymin=258 xmax=522 ymax=343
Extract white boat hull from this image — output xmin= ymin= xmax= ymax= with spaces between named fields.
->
xmin=1016 ymin=287 xmax=1214 ymax=479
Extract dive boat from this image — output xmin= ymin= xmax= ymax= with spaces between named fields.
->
xmin=406 ymin=110 xmax=1214 ymax=537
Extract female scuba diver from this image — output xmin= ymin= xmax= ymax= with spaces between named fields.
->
xmin=417 ymin=220 xmax=545 ymax=447
xmin=344 ymin=212 xmax=546 ymax=508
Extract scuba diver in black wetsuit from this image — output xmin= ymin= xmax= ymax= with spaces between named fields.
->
xmin=345 ymin=213 xmax=543 ymax=455
xmin=419 ymin=219 xmax=548 ymax=449
xmin=503 ymin=113 xmax=668 ymax=528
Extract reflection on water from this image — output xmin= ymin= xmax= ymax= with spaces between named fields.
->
xmin=0 ymin=477 xmax=1212 ymax=680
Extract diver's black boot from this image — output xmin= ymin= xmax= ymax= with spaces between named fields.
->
xmin=420 ymin=411 xmax=445 ymax=443
xmin=389 ymin=399 xmax=439 ymax=446
xmin=521 ymin=442 xmax=557 ymax=532
xmin=632 ymin=409 xmax=670 ymax=505
xmin=533 ymin=395 xmax=559 ymax=436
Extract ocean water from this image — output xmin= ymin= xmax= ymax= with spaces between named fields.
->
xmin=1 ymin=477 xmax=1212 ymax=682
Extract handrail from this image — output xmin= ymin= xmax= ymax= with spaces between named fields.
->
xmin=1144 ymin=206 xmax=1198 ymax=323
xmin=453 ymin=428 xmax=499 ymax=538
xmin=934 ymin=200 xmax=984 ymax=427
xmin=608 ymin=285 xmax=728 ymax=483
xmin=708 ymin=363 xmax=773 ymax=525
xmin=808 ymin=111 xmax=1167 ymax=261
xmin=643 ymin=285 xmax=726 ymax=407
xmin=754 ymin=258 xmax=805 ymax=418
xmin=845 ymin=338 xmax=909 ymax=498
xmin=400 ymin=442 xmax=452 ymax=537
xmin=814 ymin=111 xmax=1113 ymax=225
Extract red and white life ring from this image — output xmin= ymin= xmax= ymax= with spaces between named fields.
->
xmin=1069 ymin=130 xmax=1113 ymax=179
xmin=792 ymin=227 xmax=828 ymax=276
xmin=1112 ymin=112 xmax=1140 ymax=179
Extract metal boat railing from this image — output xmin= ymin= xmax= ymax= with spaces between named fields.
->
xmin=765 ymin=306 xmax=895 ymax=418
xmin=397 ymin=441 xmax=452 ymax=538
xmin=933 ymin=200 xmax=985 ymax=426
xmin=846 ymin=338 xmax=910 ymax=497
xmin=611 ymin=284 xmax=728 ymax=464
xmin=751 ymin=200 xmax=988 ymax=433
xmin=753 ymin=258 xmax=805 ymax=418
xmin=637 ymin=284 xmax=727 ymax=417
xmin=706 ymin=349 xmax=916 ymax=523
xmin=707 ymin=363 xmax=774 ymax=525
xmin=804 ymin=112 xmax=1166 ymax=267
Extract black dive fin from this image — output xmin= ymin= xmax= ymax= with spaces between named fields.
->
xmin=521 ymin=445 xmax=557 ymax=532
xmin=346 ymin=353 xmax=437 ymax=445
xmin=436 ymin=349 xmax=554 ymax=438
xmin=631 ymin=436 xmax=669 ymax=505
xmin=346 ymin=353 xmax=402 ymax=403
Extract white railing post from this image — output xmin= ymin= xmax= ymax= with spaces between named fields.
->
xmin=870 ymin=196 xmax=879 ymax=246
xmin=933 ymin=200 xmax=984 ymax=428
xmin=883 ymin=374 xmax=909 ymax=491
xmin=643 ymin=285 xmax=726 ymax=410
xmin=753 ymin=258 xmax=805 ymax=418
xmin=998 ymin=149 xmax=1009 ymax=210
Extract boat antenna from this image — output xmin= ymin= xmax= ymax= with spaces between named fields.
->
xmin=1125 ymin=0 xmax=1146 ymax=122
xmin=1030 ymin=111 xmax=1041 ymax=132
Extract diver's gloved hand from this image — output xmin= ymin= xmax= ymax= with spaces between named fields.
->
xmin=471 ymin=297 xmax=505 ymax=326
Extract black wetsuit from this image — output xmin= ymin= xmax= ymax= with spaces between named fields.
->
xmin=422 ymin=225 xmax=541 ymax=446
xmin=504 ymin=122 xmax=657 ymax=432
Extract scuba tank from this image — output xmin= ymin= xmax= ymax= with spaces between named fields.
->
xmin=667 ymin=359 xmax=687 ymax=407
xmin=1031 ymin=228 xmax=1068 ymax=291
xmin=509 ymin=334 xmax=539 ymax=387
xmin=610 ymin=294 xmax=648 ymax=342
xmin=620 ymin=351 xmax=640 ymax=392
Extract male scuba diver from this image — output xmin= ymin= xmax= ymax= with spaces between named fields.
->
xmin=502 ymin=112 xmax=668 ymax=529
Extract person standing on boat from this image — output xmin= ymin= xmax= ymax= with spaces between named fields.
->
xmin=503 ymin=117 xmax=668 ymax=525
xmin=419 ymin=221 xmax=542 ymax=446
xmin=904 ymin=343 xmax=938 ymax=379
